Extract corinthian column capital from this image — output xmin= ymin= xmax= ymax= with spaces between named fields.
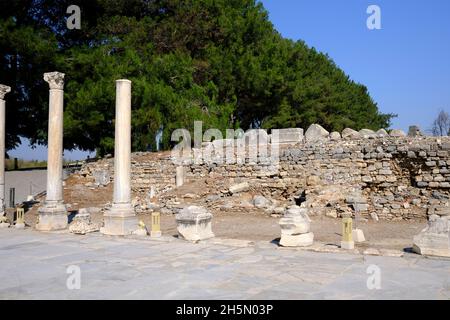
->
xmin=44 ymin=72 xmax=65 ymax=90
xmin=0 ymin=85 xmax=11 ymax=100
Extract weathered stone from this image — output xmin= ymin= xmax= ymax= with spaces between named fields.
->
xmin=359 ymin=129 xmax=376 ymax=139
xmin=271 ymin=128 xmax=303 ymax=145
xmin=279 ymin=215 xmax=310 ymax=235
xmin=305 ymin=124 xmax=329 ymax=142
xmin=370 ymin=212 xmax=379 ymax=221
xmin=279 ymin=232 xmax=314 ymax=247
xmin=36 ymin=71 xmax=68 ymax=231
xmin=93 ymin=170 xmax=110 ymax=186
xmin=175 ymin=206 xmax=214 ymax=242
xmin=376 ymin=129 xmax=388 ymax=137
xmin=342 ymin=128 xmax=360 ymax=139
xmin=279 ymin=206 xmax=313 ymax=247
xmin=341 ymin=241 xmax=354 ymax=250
xmin=412 ymin=214 xmax=450 ymax=257
xmin=229 ymin=182 xmax=249 ymax=194
xmin=102 ymin=79 xmax=138 ymax=236
xmin=253 ymin=195 xmax=271 ymax=208
xmin=69 ymin=209 xmax=100 ymax=235
xmin=132 ymin=220 xmax=148 ymax=236
xmin=306 ymin=175 xmax=321 ymax=186
xmin=363 ymin=248 xmax=380 ymax=255
xmin=329 ymin=131 xmax=341 ymax=141
xmin=352 ymin=228 xmax=366 ymax=242
xmin=389 ymin=129 xmax=406 ymax=137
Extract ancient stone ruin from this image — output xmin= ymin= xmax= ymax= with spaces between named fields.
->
xmin=2 ymin=74 xmax=450 ymax=257
xmin=81 ymin=124 xmax=450 ymax=224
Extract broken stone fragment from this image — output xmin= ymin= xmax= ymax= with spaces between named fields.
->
xmin=175 ymin=205 xmax=214 ymax=242
xmin=329 ymin=131 xmax=341 ymax=141
xmin=253 ymin=195 xmax=271 ymax=209
xmin=92 ymin=170 xmax=110 ymax=186
xmin=229 ymin=182 xmax=249 ymax=194
xmin=279 ymin=216 xmax=310 ymax=235
xmin=412 ymin=214 xmax=450 ymax=257
xmin=279 ymin=206 xmax=313 ymax=247
xmin=342 ymin=128 xmax=360 ymax=139
xmin=376 ymin=128 xmax=388 ymax=137
xmin=305 ymin=124 xmax=329 ymax=143
xmin=359 ymin=129 xmax=376 ymax=139
xmin=352 ymin=229 xmax=366 ymax=242
xmin=132 ymin=221 xmax=148 ymax=236
xmin=69 ymin=209 xmax=100 ymax=235
xmin=389 ymin=129 xmax=406 ymax=137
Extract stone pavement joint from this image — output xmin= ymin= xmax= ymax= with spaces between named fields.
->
xmin=0 ymin=229 xmax=449 ymax=299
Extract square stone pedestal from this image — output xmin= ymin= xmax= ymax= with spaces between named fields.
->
xmin=101 ymin=203 xmax=138 ymax=236
xmin=36 ymin=202 xmax=68 ymax=231
xmin=176 ymin=206 xmax=214 ymax=242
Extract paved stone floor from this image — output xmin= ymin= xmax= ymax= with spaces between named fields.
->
xmin=0 ymin=228 xmax=449 ymax=299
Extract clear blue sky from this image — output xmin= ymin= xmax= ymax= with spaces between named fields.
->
xmin=260 ymin=0 xmax=450 ymax=132
xmin=9 ymin=0 xmax=450 ymax=161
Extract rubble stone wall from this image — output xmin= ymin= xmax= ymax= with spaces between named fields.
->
xmin=79 ymin=134 xmax=450 ymax=221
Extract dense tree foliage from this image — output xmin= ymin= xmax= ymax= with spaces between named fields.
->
xmin=0 ymin=0 xmax=394 ymax=156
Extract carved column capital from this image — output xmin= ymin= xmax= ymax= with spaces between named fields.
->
xmin=0 ymin=85 xmax=11 ymax=100
xmin=44 ymin=72 xmax=65 ymax=90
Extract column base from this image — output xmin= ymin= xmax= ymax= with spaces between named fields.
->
xmin=101 ymin=203 xmax=137 ymax=236
xmin=36 ymin=202 xmax=68 ymax=231
xmin=341 ymin=240 xmax=355 ymax=250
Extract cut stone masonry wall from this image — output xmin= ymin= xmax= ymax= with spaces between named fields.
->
xmin=79 ymin=128 xmax=450 ymax=221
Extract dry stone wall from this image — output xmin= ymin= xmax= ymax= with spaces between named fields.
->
xmin=79 ymin=129 xmax=450 ymax=221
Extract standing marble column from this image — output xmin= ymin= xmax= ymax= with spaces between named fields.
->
xmin=0 ymin=84 xmax=11 ymax=217
xmin=102 ymin=79 xmax=137 ymax=235
xmin=36 ymin=72 xmax=68 ymax=231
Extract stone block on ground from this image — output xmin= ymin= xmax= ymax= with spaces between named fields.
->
xmin=176 ymin=205 xmax=214 ymax=242
xmin=412 ymin=214 xmax=450 ymax=257
xmin=253 ymin=195 xmax=272 ymax=209
xmin=279 ymin=206 xmax=313 ymax=247
xmin=352 ymin=229 xmax=366 ymax=242
xmin=229 ymin=182 xmax=250 ymax=194
xmin=279 ymin=232 xmax=314 ymax=247
xmin=69 ymin=209 xmax=100 ymax=235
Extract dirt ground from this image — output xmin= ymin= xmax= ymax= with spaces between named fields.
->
xmin=11 ymin=172 xmax=427 ymax=252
